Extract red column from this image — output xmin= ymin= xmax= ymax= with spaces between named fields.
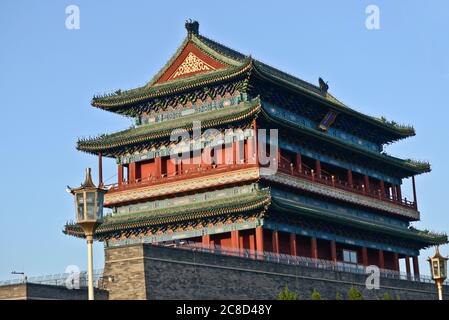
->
xmin=347 ymin=169 xmax=353 ymax=188
xmin=393 ymin=253 xmax=399 ymax=272
xmin=231 ymin=230 xmax=239 ymax=249
xmin=277 ymin=147 xmax=281 ymax=170
xmin=385 ymin=185 xmax=391 ymax=199
xmin=315 ymin=160 xmax=321 ymax=179
xmin=118 ymin=164 xmax=123 ymax=187
xmin=379 ymin=180 xmax=385 ymax=197
xmin=129 ymin=162 xmax=136 ymax=183
xmin=311 ymin=237 xmax=318 ymax=259
xmin=247 ymin=136 xmax=256 ymax=164
xmin=272 ymin=230 xmax=279 ymax=254
xmin=98 ymin=153 xmax=103 ymax=187
xmin=289 ymin=233 xmax=297 ymax=256
xmin=235 ymin=140 xmax=244 ymax=164
xmin=396 ymin=185 xmax=402 ymax=201
xmin=249 ymin=232 xmax=256 ymax=253
xmin=412 ymin=176 xmax=418 ymax=209
xmin=253 ymin=119 xmax=258 ymax=165
xmin=412 ymin=256 xmax=420 ymax=277
xmin=255 ymin=227 xmax=264 ymax=256
xmin=246 ymin=118 xmax=258 ymax=165
xmin=155 ymin=157 xmax=162 ymax=177
xmin=202 ymin=234 xmax=210 ymax=247
xmin=405 ymin=256 xmax=411 ymax=276
xmin=330 ymin=240 xmax=337 ymax=263
xmin=296 ymin=153 xmax=302 ymax=174
xmin=232 ymin=141 xmax=237 ymax=165
xmin=362 ymin=247 xmax=368 ymax=266
xmin=378 ymin=250 xmax=385 ymax=269
xmin=364 ymin=175 xmax=370 ymax=192
xmin=392 ymin=186 xmax=397 ymax=201
xmin=225 ymin=142 xmax=234 ymax=165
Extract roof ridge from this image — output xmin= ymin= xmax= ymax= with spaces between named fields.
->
xmin=196 ymin=33 xmax=324 ymax=95
xmin=195 ymin=34 xmax=248 ymax=61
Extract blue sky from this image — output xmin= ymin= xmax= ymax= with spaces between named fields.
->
xmin=0 ymin=0 xmax=448 ymax=281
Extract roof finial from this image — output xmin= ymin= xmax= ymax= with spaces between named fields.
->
xmin=318 ymin=77 xmax=329 ymax=94
xmin=185 ymin=19 xmax=199 ymax=36
xmin=81 ymin=167 xmax=96 ymax=188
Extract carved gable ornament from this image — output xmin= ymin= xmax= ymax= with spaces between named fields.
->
xmin=169 ymin=52 xmax=215 ymax=80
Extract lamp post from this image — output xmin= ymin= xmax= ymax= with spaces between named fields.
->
xmin=68 ymin=168 xmax=106 ymax=300
xmin=428 ymin=246 xmax=448 ymax=300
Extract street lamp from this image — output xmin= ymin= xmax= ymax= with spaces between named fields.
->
xmin=428 ymin=246 xmax=448 ymax=300
xmin=68 ymin=168 xmax=106 ymax=300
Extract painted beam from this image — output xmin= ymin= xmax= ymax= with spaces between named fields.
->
xmin=263 ymin=221 xmax=419 ymax=256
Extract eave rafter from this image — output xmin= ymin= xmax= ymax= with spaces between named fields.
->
xmin=270 ymin=196 xmax=447 ymax=246
xmin=91 ymin=58 xmax=252 ymax=110
xmin=63 ymin=188 xmax=271 ymax=240
xmin=78 ymin=97 xmax=261 ymax=156
xmin=89 ymin=25 xmax=414 ymax=144
xmin=252 ymin=62 xmax=415 ymax=140
xmin=258 ymin=105 xmax=430 ymax=176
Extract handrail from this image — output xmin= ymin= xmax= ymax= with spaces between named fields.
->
xmin=105 ymin=240 xmax=447 ymax=286
xmin=277 ymin=163 xmax=416 ymax=209
xmin=105 ymin=159 xmax=415 ymax=210
xmin=105 ymin=163 xmax=258 ymax=193
xmin=0 ymin=269 xmax=104 ymax=288
xmin=4 ymin=241 xmax=441 ymax=288
xmin=172 ymin=241 xmax=446 ymax=285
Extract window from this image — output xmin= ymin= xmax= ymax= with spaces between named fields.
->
xmin=86 ymin=192 xmax=96 ymax=219
xmin=76 ymin=193 xmax=84 ymax=221
xmin=343 ymin=250 xmax=358 ymax=264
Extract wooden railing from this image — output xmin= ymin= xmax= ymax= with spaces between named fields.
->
xmin=277 ymin=161 xmax=416 ymax=210
xmin=105 ymin=160 xmax=415 ymax=210
xmin=105 ymin=163 xmax=258 ymax=193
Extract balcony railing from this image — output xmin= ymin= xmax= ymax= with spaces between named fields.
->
xmin=105 ymin=163 xmax=258 ymax=193
xmin=105 ymin=159 xmax=415 ymax=210
xmin=107 ymin=239 xmax=447 ymax=286
xmin=277 ymin=162 xmax=416 ymax=210
xmin=2 ymin=242 xmax=445 ymax=292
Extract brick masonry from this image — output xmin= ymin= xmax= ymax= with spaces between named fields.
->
xmin=102 ymin=244 xmax=449 ymax=300
xmin=102 ymin=244 xmax=148 ymax=300
xmin=0 ymin=283 xmax=108 ymax=300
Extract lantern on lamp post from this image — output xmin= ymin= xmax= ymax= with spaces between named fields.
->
xmin=427 ymin=246 xmax=448 ymax=300
xmin=68 ymin=168 xmax=107 ymax=300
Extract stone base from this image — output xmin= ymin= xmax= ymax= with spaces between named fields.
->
xmin=102 ymin=243 xmax=448 ymax=300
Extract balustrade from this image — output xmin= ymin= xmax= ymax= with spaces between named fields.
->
xmin=106 ymin=156 xmax=416 ymax=210
xmin=277 ymin=161 xmax=416 ymax=209
xmin=106 ymin=162 xmax=257 ymax=193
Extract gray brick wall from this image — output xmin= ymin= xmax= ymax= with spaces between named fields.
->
xmin=102 ymin=244 xmax=449 ymax=300
xmin=102 ymin=244 xmax=147 ymax=300
xmin=0 ymin=283 xmax=108 ymax=300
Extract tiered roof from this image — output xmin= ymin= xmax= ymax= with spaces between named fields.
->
xmin=91 ymin=21 xmax=415 ymax=144
xmin=79 ymin=21 xmax=429 ymax=176
xmin=64 ymin=187 xmax=270 ymax=240
xmin=66 ymin=22 xmax=444 ymax=248
xmin=78 ymin=96 xmax=260 ymax=156
xmin=271 ymin=195 xmax=447 ymax=247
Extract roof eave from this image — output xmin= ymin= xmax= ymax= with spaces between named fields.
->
xmin=251 ymin=63 xmax=415 ymax=142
